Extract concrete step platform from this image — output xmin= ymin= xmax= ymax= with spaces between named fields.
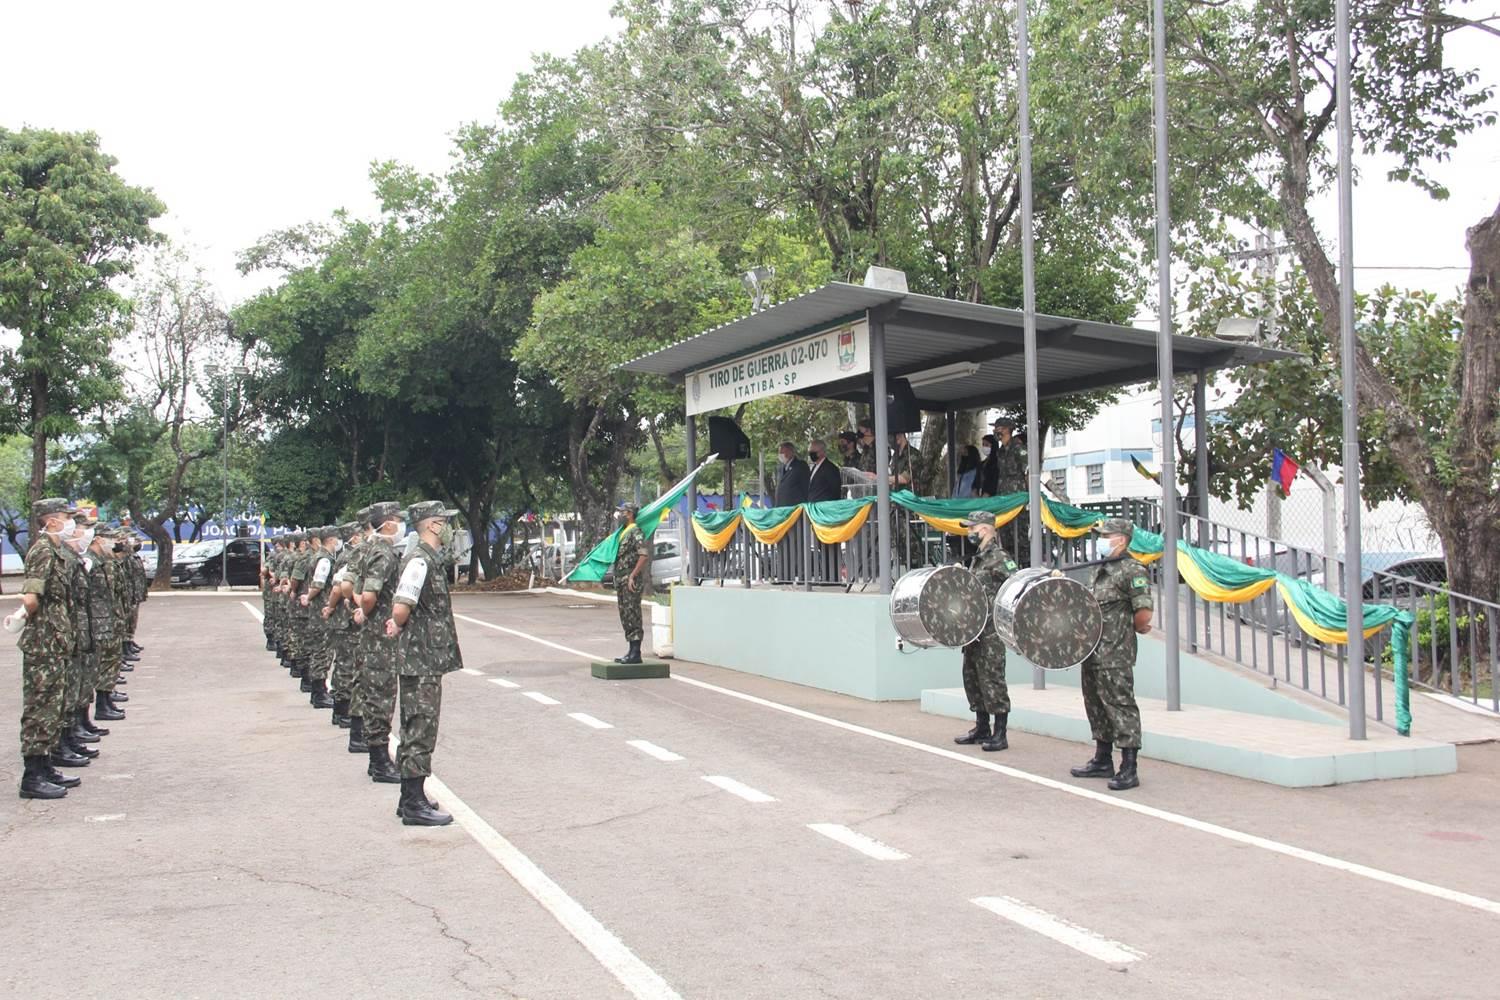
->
xmin=591 ymin=660 xmax=671 ymax=680
xmin=921 ymin=686 xmax=1457 ymax=787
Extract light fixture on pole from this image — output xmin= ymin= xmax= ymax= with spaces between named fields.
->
xmin=205 ymin=363 xmax=250 ymax=589
xmin=741 ymin=266 xmax=775 ymax=312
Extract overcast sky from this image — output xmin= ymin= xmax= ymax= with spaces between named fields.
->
xmin=6 ymin=0 xmax=1497 ymax=311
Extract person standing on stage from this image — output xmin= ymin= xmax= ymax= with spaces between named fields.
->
xmin=612 ymin=503 xmax=649 ymax=665
xmin=1070 ymin=517 xmax=1151 ymax=791
xmin=952 ymin=511 xmax=1018 ymax=752
xmin=385 ymin=501 xmax=463 ymax=826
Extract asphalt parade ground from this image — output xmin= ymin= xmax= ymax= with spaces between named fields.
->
xmin=4 ymin=592 xmax=1499 ymax=999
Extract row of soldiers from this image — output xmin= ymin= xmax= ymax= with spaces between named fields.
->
xmin=16 ymin=498 xmax=149 ymax=800
xmin=260 ymin=500 xmax=465 ymax=826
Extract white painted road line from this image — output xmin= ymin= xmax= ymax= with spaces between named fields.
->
xmin=973 ymin=896 xmax=1146 ymax=965
xmin=808 ymin=823 xmax=909 ymax=861
xmin=488 ymin=677 xmax=521 ymax=689
xmin=85 ymin=814 xmax=126 ymax=823
xmin=459 ymin=667 xmax=485 ymax=677
xmin=455 ymin=613 xmax=610 ymax=661
xmin=424 ymin=774 xmax=684 ymax=1000
xmin=524 ymin=691 xmax=561 ymax=706
xmin=101 ymin=774 xmax=133 ymax=781
xmin=241 ymin=601 xmax=265 ymax=622
xmin=627 ymin=740 xmax=685 ymax=762
xmin=568 ymin=712 xmax=614 ymax=730
xmin=702 ymin=775 xmax=776 ymax=803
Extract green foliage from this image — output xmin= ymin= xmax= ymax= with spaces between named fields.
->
xmin=252 ymin=428 xmax=350 ymax=528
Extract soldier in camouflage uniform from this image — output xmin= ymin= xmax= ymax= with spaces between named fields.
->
xmin=260 ymin=535 xmax=278 ymax=651
xmin=16 ymin=498 xmax=82 ymax=799
xmin=58 ymin=515 xmax=100 ymax=766
xmin=90 ymin=529 xmax=129 ymax=724
xmin=287 ymin=531 xmax=317 ymax=684
xmin=76 ymin=523 xmax=119 ymax=744
xmin=323 ymin=521 xmax=363 ymax=728
xmin=357 ymin=502 xmax=406 ymax=782
xmin=993 ymin=417 xmax=1029 ymax=565
xmin=952 ymin=511 xmax=1019 ymax=752
xmin=274 ymin=534 xmax=301 ymax=668
xmin=856 ymin=420 xmax=879 ymax=475
xmin=612 ymin=503 xmax=649 ymax=665
xmin=302 ymin=526 xmax=338 ymax=709
xmin=343 ymin=511 xmax=375 ymax=750
xmin=123 ymin=532 xmax=147 ymax=656
xmin=387 ymin=500 xmax=463 ymax=826
xmin=1070 ymin=517 xmax=1152 ymax=791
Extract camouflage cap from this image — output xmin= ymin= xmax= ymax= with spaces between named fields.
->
xmin=368 ymin=501 xmax=405 ymax=523
xmin=339 ymin=521 xmax=359 ymax=540
xmin=1092 ymin=516 xmax=1135 ymax=537
xmin=285 ymin=530 xmax=303 ymax=543
xmin=619 ymin=501 xmax=641 ymax=516
xmin=32 ymin=497 xmax=79 ymax=518
xmin=992 ymin=416 xmax=1017 ymax=429
xmin=355 ymin=505 xmax=374 ymax=525
xmin=72 ymin=511 xmax=100 ymax=527
xmin=408 ymin=500 xmax=458 ymax=525
xmin=961 ymin=510 xmax=997 ymax=527
xmin=317 ymin=525 xmax=339 ymax=539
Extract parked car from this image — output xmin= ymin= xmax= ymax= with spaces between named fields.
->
xmin=170 ymin=538 xmax=262 ymax=587
xmin=651 ymin=539 xmax=684 ymax=586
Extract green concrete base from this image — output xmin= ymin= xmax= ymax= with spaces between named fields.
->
xmin=922 ymin=687 xmax=1458 ymax=787
xmin=673 ymin=587 xmax=959 ymax=700
xmin=591 ymin=660 xmax=670 ymax=680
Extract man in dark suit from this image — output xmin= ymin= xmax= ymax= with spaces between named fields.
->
xmin=805 ymin=439 xmax=841 ymax=503
xmin=774 ymin=442 xmax=810 ymax=507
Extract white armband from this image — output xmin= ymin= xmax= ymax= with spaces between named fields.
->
xmin=312 ymin=558 xmax=332 ymax=586
xmin=395 ymin=557 xmax=428 ymax=604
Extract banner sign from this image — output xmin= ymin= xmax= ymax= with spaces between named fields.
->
xmin=685 ymin=319 xmax=869 ymax=416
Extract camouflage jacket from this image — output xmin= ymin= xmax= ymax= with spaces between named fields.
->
xmin=393 ymin=539 xmax=463 ymax=676
xmin=856 ymin=444 xmax=879 ymax=474
xmin=1087 ymin=556 xmax=1153 ymax=669
xmin=20 ymin=535 xmax=77 ymax=658
xmin=969 ymin=540 xmax=1019 ymax=637
xmin=289 ymin=548 xmax=314 ymax=617
xmin=613 ymin=523 xmax=645 ymax=587
xmin=995 ymin=441 xmax=1027 ymax=494
xmin=360 ymin=540 xmax=403 ymax=653
xmin=131 ymin=554 xmax=148 ymax=603
xmin=84 ymin=553 xmax=116 ymax=644
xmin=67 ymin=547 xmax=91 ymax=652
xmin=326 ymin=545 xmax=355 ymax=631
xmin=108 ymin=553 xmax=132 ymax=625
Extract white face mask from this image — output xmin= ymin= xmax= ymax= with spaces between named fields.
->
xmin=78 ymin=528 xmax=96 ymax=546
xmin=381 ymin=523 xmax=405 ymax=544
xmin=980 ymin=447 xmax=991 ymax=459
xmin=53 ymin=520 xmax=77 ymax=539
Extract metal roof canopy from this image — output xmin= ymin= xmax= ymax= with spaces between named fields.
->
xmin=621 ymin=282 xmax=1297 ymax=410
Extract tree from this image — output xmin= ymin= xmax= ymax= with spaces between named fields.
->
xmin=0 ymin=128 xmax=165 ymax=531
xmin=1167 ymin=1 xmax=1499 ymax=599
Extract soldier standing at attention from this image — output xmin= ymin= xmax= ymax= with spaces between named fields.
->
xmin=386 ymin=501 xmax=462 ymax=826
xmin=1070 ymin=517 xmax=1152 ymax=791
xmin=287 ymin=531 xmax=317 ymax=686
xmin=92 ymin=529 xmax=129 ymax=724
xmin=323 ymin=521 xmax=362 ymax=729
xmin=16 ymin=498 xmax=81 ymax=799
xmin=343 ymin=510 xmax=375 ymax=751
xmin=952 ymin=511 xmax=1018 ymax=752
xmin=303 ymin=527 xmax=337 ymax=709
xmin=358 ymin=502 xmax=406 ymax=784
xmin=612 ymin=503 xmax=649 ymax=666
xmin=78 ymin=524 xmax=118 ymax=743
xmin=57 ymin=515 xmax=98 ymax=767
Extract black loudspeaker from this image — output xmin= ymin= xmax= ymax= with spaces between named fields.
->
xmin=707 ymin=416 xmax=752 ymax=460
xmin=885 ymin=378 xmax=923 ymax=433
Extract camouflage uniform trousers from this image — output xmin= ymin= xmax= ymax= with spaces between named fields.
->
xmin=20 ymin=653 xmax=68 ymax=757
xmin=961 ymin=631 xmax=1010 ymax=715
xmin=396 ymin=674 xmax=444 ymax=778
xmin=68 ymin=651 xmax=94 ymax=715
xmin=1080 ymin=661 xmax=1142 ymax=749
xmin=360 ymin=636 xmax=400 ymax=747
xmin=95 ymin=639 xmax=123 ymax=695
xmin=616 ymin=582 xmax=644 ymax=643
xmin=288 ymin=612 xmax=310 ymax=667
xmin=306 ymin=622 xmax=334 ymax=685
xmin=329 ymin=628 xmax=359 ymax=704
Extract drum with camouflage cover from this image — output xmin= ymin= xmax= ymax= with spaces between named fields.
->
xmin=889 ymin=564 xmax=989 ymax=649
xmin=993 ymin=567 xmax=1102 ymax=669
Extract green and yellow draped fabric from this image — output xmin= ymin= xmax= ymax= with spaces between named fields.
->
xmin=690 ymin=491 xmax=1416 ymax=735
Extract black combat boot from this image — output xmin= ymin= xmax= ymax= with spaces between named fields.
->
xmin=50 ymin=742 xmax=91 ymax=768
xmin=116 ymin=674 xmax=127 ymax=685
xmin=20 ymin=756 xmax=67 ymax=799
xmin=1070 ymin=741 xmax=1114 ymax=778
xmin=95 ymin=691 xmax=125 ymax=722
xmin=615 ymin=641 xmax=642 ymax=665
xmin=299 ymin=670 xmax=314 ymax=693
xmin=289 ymin=661 xmax=305 ymax=679
xmin=310 ymin=678 xmax=334 ymax=710
xmin=367 ymin=745 xmax=401 ymax=784
xmin=981 ymin=713 xmax=1009 ymax=752
xmin=79 ymin=707 xmax=107 ymax=737
xmin=265 ymin=636 xmax=275 ymax=651
xmin=44 ymin=756 xmax=82 ymax=788
xmin=399 ymin=777 xmax=453 ymax=826
xmin=65 ymin=732 xmax=99 ymax=759
xmin=394 ymin=779 xmax=442 ymax=818
xmin=120 ymin=661 xmax=134 ymax=672
xmin=127 ymin=641 xmax=144 ymax=654
xmin=1108 ymin=748 xmax=1140 ymax=791
xmin=954 ymin=711 xmax=992 ymax=745
xmin=331 ymin=699 xmax=351 ymax=727
xmin=70 ymin=714 xmax=100 ymax=744
xmin=110 ymin=689 xmax=129 ymax=703
xmin=347 ymin=717 xmax=369 ymax=754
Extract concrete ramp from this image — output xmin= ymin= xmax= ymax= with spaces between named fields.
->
xmin=921 ymin=686 xmax=1457 ymax=787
